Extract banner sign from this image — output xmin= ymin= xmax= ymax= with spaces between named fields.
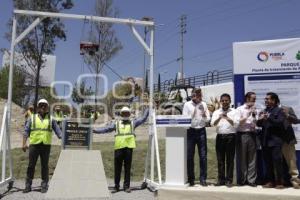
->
xmin=233 ymin=38 xmax=300 ymax=75
xmin=233 ymin=37 xmax=300 ymax=150
xmin=156 ymin=115 xmax=191 ymax=127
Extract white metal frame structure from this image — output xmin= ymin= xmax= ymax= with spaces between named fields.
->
xmin=1 ymin=9 xmax=162 ymax=190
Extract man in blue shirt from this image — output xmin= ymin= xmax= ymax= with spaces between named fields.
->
xmin=23 ymin=99 xmax=62 ymax=193
xmin=93 ymin=107 xmax=149 ymax=193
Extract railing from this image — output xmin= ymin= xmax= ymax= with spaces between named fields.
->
xmin=154 ymin=69 xmax=233 ymax=93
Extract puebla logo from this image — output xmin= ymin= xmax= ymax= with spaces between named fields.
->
xmin=257 ymin=51 xmax=269 ymax=62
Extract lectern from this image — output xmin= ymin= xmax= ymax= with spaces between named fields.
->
xmin=156 ymin=115 xmax=191 ymax=186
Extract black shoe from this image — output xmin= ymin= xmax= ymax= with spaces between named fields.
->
xmin=248 ymin=183 xmax=257 ymax=187
xmin=23 ymin=186 xmax=31 ymax=193
xmin=215 ymin=181 xmax=225 ymax=186
xmin=140 ymin=182 xmax=147 ymax=189
xmin=226 ymin=182 xmax=233 ymax=187
xmin=114 ymin=186 xmax=120 ymax=192
xmin=124 ymin=187 xmax=131 ymax=193
xmin=41 ymin=187 xmax=48 ymax=193
xmin=189 ymin=181 xmax=195 ymax=186
xmin=200 ymin=181 xmax=208 ymax=187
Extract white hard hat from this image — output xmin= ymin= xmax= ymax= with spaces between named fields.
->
xmin=37 ymin=99 xmax=49 ymax=106
xmin=120 ymin=106 xmax=131 ymax=113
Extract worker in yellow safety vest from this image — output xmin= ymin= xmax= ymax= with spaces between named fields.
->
xmin=22 ymin=99 xmax=62 ymax=193
xmin=53 ymin=105 xmax=64 ymax=129
xmin=93 ymin=106 xmax=149 ymax=193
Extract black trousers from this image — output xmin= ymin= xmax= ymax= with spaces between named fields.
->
xmin=236 ymin=132 xmax=257 ymax=184
xmin=26 ymin=144 xmax=51 ymax=185
xmin=187 ymin=127 xmax=207 ymax=183
xmin=216 ymin=133 xmax=236 ymax=183
xmin=262 ymin=146 xmax=283 ymax=183
xmin=114 ymin=147 xmax=133 ymax=188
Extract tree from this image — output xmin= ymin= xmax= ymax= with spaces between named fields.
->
xmin=158 ymin=73 xmax=161 ymax=92
xmin=0 ymin=65 xmax=29 ymax=107
xmin=71 ymin=81 xmax=94 ymax=118
xmin=82 ymin=0 xmax=122 ymax=107
xmin=71 ymin=81 xmax=94 ymax=104
xmin=6 ymin=0 xmax=73 ymax=111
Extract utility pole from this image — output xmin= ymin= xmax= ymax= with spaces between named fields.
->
xmin=179 ymin=14 xmax=187 ymax=81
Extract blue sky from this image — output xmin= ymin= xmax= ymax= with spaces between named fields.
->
xmin=1 ymin=0 xmax=300 ymax=96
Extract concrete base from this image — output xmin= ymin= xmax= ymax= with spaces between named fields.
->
xmin=158 ymin=185 xmax=300 ymax=200
xmin=45 ymin=150 xmax=110 ymax=200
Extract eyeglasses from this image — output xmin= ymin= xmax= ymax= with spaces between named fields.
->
xmin=39 ymin=103 xmax=48 ymax=108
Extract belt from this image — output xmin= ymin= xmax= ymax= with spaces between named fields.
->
xmin=238 ymin=131 xmax=255 ymax=135
xmin=189 ymin=127 xmax=205 ymax=130
xmin=217 ymin=133 xmax=235 ymax=137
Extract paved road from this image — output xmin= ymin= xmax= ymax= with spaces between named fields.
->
xmin=0 ymin=179 xmax=155 ymax=200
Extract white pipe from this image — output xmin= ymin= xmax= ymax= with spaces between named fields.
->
xmin=0 ymin=177 xmax=13 ymax=187
xmin=14 ymin=10 xmax=154 ymax=26
xmin=7 ymin=16 xmax=16 ymax=133
xmin=149 ymin=26 xmax=155 ymax=183
xmin=150 ymin=126 xmax=155 ymax=182
xmin=0 ymin=105 xmax=7 ymax=151
xmin=152 ymin=112 xmax=162 ymax=184
xmin=4 ymin=15 xmax=17 ymax=185
xmin=143 ymin=134 xmax=151 ymax=181
xmin=1 ymin=105 xmax=7 ymax=182
xmin=130 ymin=25 xmax=150 ymax=54
xmin=14 ymin=17 xmax=42 ymax=45
xmin=6 ymin=111 xmax=13 ymax=178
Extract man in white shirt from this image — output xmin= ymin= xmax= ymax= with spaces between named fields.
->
xmin=236 ymin=92 xmax=257 ymax=187
xmin=211 ymin=93 xmax=237 ymax=187
xmin=182 ymin=88 xmax=211 ymax=186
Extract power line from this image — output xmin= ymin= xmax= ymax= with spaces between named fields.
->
xmin=156 ymin=58 xmax=178 ymax=69
xmin=103 ymin=62 xmax=123 ymax=80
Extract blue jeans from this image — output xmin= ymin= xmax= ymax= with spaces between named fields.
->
xmin=187 ymin=127 xmax=207 ymax=183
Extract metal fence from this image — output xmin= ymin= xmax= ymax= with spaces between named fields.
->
xmin=153 ymin=69 xmax=233 ymax=93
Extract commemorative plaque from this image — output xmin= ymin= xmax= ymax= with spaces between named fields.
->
xmin=62 ymin=119 xmax=92 ymax=149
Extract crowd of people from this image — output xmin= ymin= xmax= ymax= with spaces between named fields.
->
xmin=21 ymin=87 xmax=300 ymax=194
xmin=183 ymin=88 xmax=300 ymax=189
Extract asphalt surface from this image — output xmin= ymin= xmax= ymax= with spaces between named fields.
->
xmin=0 ymin=179 xmax=155 ymax=200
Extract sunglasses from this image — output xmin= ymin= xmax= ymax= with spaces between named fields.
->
xmin=39 ymin=103 xmax=48 ymax=108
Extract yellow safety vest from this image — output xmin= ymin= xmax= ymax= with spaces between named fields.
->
xmin=53 ymin=111 xmax=63 ymax=122
xmin=114 ymin=120 xmax=136 ymax=150
xmin=30 ymin=114 xmax=52 ymax=145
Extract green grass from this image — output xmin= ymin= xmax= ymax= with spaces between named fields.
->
xmin=8 ymin=139 xmax=217 ymax=182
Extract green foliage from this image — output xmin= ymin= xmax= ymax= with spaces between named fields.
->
xmin=103 ymin=83 xmax=134 ymax=116
xmin=296 ymin=51 xmax=300 ymax=60
xmin=39 ymin=86 xmax=58 ymax=105
xmin=0 ymin=65 xmax=29 ymax=106
xmin=7 ymin=0 xmax=72 ymax=107
xmin=71 ymin=81 xmax=94 ymax=104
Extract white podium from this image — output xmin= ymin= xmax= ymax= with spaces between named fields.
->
xmin=156 ymin=115 xmax=191 ymax=186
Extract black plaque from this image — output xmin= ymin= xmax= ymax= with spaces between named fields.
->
xmin=63 ymin=121 xmax=91 ymax=149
